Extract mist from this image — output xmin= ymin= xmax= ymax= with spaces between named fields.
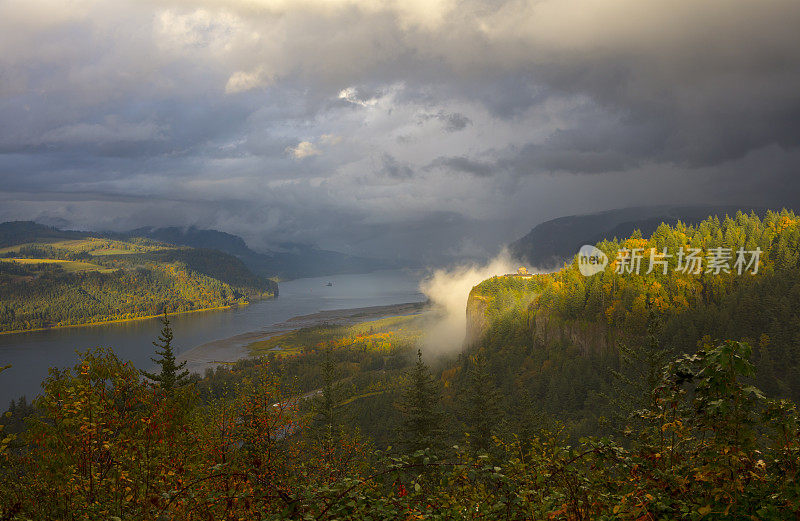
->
xmin=418 ymin=251 xmax=519 ymax=356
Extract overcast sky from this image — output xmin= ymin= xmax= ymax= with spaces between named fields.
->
xmin=1 ymin=0 xmax=799 ymax=262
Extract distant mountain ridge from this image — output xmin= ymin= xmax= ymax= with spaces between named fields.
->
xmin=0 ymin=221 xmax=84 ymax=248
xmin=0 ymin=221 xmax=275 ymax=293
xmin=122 ymin=226 xmax=397 ymax=280
xmin=123 ymin=227 xmax=252 ymax=257
xmin=0 ymin=221 xmax=277 ymax=332
xmin=3 ymin=221 xmax=399 ymax=280
xmin=510 ymin=205 xmax=776 ymax=269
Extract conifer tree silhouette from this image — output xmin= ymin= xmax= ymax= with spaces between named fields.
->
xmin=141 ymin=310 xmax=190 ymax=395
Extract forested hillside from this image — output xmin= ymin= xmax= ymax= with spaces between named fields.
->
xmin=469 ymin=209 xmax=800 ymax=436
xmin=509 ymin=205 xmax=769 ymax=269
xmin=3 ymin=299 xmax=800 ymax=517
xmin=4 ymin=210 xmax=800 ymax=519
xmin=0 ymin=222 xmax=276 ymax=332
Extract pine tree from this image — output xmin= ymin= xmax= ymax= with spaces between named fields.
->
xmin=604 ymin=311 xmax=668 ymax=431
xmin=397 ymin=349 xmax=444 ymax=453
xmin=313 ymin=347 xmax=339 ymax=442
xmin=461 ymin=353 xmax=503 ymax=452
xmin=141 ymin=311 xmax=190 ymax=395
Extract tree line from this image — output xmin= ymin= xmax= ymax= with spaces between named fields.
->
xmin=1 ymin=318 xmax=798 ymax=518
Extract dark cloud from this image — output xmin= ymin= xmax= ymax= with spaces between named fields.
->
xmin=506 ymin=146 xmax=632 ymax=175
xmin=380 ymin=153 xmax=414 ymax=179
xmin=419 ymin=111 xmax=472 ymax=132
xmin=457 ymin=73 xmax=546 ymax=120
xmin=1 ymin=0 xmax=799 ymax=263
xmin=428 ymin=156 xmax=493 ymax=177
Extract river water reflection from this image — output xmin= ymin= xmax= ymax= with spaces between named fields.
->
xmin=0 ymin=270 xmax=425 ymax=406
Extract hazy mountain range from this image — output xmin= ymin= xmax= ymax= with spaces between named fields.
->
xmin=509 ymin=205 xmax=779 ymax=269
xmin=1 ymin=221 xmax=397 ymax=281
xmin=118 ymin=226 xmax=399 ymax=281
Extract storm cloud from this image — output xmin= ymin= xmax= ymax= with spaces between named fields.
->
xmin=1 ymin=0 xmax=799 ymax=261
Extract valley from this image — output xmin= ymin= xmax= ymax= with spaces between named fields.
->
xmin=0 ymin=223 xmax=277 ymax=333
xmin=4 ymin=2 xmax=798 ymax=516
xmin=4 ymin=209 xmax=800 ymax=518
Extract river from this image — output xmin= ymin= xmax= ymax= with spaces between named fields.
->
xmin=0 ymin=270 xmax=426 ymax=407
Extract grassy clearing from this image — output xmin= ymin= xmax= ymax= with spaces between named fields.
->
xmin=0 ymin=244 xmax=25 ymax=255
xmin=1 ymin=237 xmax=173 ymax=257
xmin=0 ymin=258 xmax=115 ymax=273
xmin=0 ymin=240 xmax=60 ymax=254
xmin=49 ymin=238 xmax=171 ymax=255
xmin=248 ymin=313 xmax=425 ymax=357
xmin=248 ymin=332 xmax=306 ymax=356
xmin=347 ymin=314 xmax=424 ymax=335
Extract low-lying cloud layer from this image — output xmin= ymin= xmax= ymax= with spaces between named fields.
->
xmin=419 ymin=252 xmax=519 ymax=355
xmin=2 ymin=1 xmax=799 ymax=259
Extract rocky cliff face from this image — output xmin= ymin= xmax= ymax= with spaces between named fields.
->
xmin=529 ymin=311 xmax=617 ymax=355
xmin=465 ymin=291 xmax=490 ymax=347
xmin=465 ymin=288 xmax=619 ymax=355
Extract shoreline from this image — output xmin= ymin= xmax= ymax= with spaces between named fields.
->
xmin=0 ymin=294 xmax=276 ymax=336
xmin=176 ymin=301 xmax=428 ymax=375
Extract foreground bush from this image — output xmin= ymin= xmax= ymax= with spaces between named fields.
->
xmin=1 ymin=340 xmax=798 ymax=519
